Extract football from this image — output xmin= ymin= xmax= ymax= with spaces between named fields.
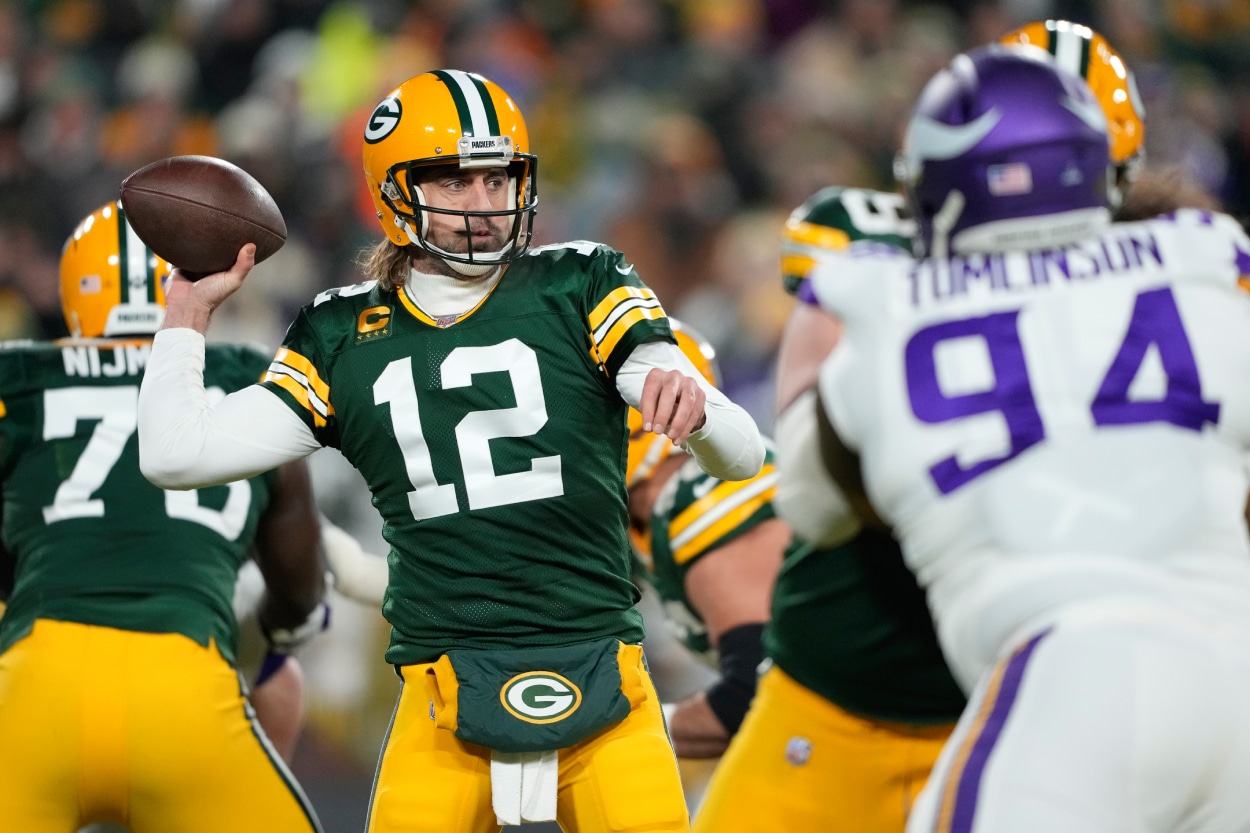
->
xmin=119 ymin=155 xmax=287 ymax=279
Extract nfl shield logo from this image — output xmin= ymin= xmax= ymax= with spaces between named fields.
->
xmin=987 ymin=162 xmax=1033 ymax=196
xmin=435 ymin=314 xmax=459 ymax=328
xmin=784 ymin=736 xmax=812 ymax=766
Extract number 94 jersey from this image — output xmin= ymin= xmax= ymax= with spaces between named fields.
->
xmin=808 ymin=209 xmax=1250 ymax=688
xmin=262 ymin=242 xmax=675 ymax=667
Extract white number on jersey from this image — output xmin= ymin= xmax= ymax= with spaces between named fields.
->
xmin=374 ymin=339 xmax=565 ymax=521
xmin=42 ymin=385 xmax=252 ymax=538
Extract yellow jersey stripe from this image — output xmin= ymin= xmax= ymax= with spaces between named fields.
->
xmin=595 ymin=305 xmax=667 ymax=364
xmin=673 ymin=490 xmax=777 ymax=565
xmin=263 ymin=372 xmax=327 ymax=428
xmin=588 ymin=286 xmax=657 ymax=331
xmin=273 ymin=348 xmax=331 ymax=403
xmin=592 ymin=296 xmax=663 ymax=345
xmin=0 ymin=397 xmax=6 ymax=418
xmin=670 ymin=467 xmax=779 ymax=546
xmin=783 ymin=220 xmax=850 ymax=250
xmin=780 ymin=254 xmax=817 ymax=279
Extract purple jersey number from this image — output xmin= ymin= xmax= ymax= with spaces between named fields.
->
xmin=906 ymin=287 xmax=1219 ymax=495
xmin=906 ymin=310 xmax=1044 ymax=494
xmin=1091 ymin=287 xmax=1221 ymax=430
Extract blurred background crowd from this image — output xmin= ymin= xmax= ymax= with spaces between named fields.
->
xmin=3 ymin=0 xmax=1250 ymax=829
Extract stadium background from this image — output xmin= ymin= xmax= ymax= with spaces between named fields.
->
xmin=1 ymin=0 xmax=1248 ymax=830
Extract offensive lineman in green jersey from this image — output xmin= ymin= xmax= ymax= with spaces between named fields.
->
xmin=625 ymin=321 xmax=789 ymax=761
xmin=136 ymin=70 xmax=764 ymax=833
xmin=693 ymin=187 xmax=967 ymax=833
xmin=0 ymin=202 xmax=328 ymax=833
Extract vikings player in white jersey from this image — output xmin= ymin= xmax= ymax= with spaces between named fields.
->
xmin=778 ymin=45 xmax=1250 ymax=833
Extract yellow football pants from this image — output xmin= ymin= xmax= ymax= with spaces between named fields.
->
xmin=367 ymin=643 xmax=691 ymax=833
xmin=0 ymin=619 xmax=321 ymax=833
xmin=693 ymin=665 xmax=954 ymax=833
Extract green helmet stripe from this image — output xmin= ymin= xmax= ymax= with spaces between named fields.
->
xmin=1051 ymin=28 xmax=1085 ymax=79
xmin=1078 ymin=34 xmax=1091 ymax=79
xmin=466 ymin=74 xmax=501 ymax=135
xmin=432 ymin=69 xmax=498 ymax=137
xmin=119 ymin=209 xmax=157 ymax=304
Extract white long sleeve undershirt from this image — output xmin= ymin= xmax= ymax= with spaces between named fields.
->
xmin=138 ymin=329 xmax=763 ymax=489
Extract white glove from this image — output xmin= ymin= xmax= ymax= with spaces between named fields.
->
xmin=321 ymin=517 xmax=389 ymax=607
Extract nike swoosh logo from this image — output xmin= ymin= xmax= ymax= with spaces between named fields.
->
xmin=1061 ymin=94 xmax=1107 ymax=133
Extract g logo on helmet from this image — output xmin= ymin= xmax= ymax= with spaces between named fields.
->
xmin=364 ymin=96 xmax=402 ymax=144
xmin=500 ymin=672 xmax=583 ymax=724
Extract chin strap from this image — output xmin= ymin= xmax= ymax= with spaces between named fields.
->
xmin=928 ymin=189 xmax=966 ymax=260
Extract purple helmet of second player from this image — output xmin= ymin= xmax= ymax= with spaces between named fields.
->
xmin=895 ymin=44 xmax=1113 ymax=258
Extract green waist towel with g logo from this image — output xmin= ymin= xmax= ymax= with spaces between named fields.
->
xmin=428 ymin=637 xmax=644 ymax=753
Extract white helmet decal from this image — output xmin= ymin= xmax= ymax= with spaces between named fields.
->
xmin=364 ymin=96 xmax=402 ymax=144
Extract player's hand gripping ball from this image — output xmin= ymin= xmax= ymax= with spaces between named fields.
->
xmin=120 ymin=155 xmax=287 ymax=280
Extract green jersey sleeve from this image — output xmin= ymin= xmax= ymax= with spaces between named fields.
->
xmin=580 ymin=244 xmax=676 ymax=377
xmin=781 ymin=187 xmax=916 ymax=295
xmin=256 ymin=282 xmax=367 ymax=447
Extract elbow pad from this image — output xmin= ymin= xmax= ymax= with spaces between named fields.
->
xmin=704 ymin=622 xmax=766 ymax=735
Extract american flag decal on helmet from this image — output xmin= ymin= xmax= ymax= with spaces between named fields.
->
xmin=987 ymin=163 xmax=1033 ymax=196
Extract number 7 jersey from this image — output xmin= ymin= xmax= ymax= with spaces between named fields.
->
xmin=0 ymin=340 xmax=276 ymax=662
xmin=807 ymin=209 xmax=1250 ymax=687
xmin=262 ymin=242 xmax=675 ymax=665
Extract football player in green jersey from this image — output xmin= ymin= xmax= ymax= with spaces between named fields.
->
xmin=625 ymin=320 xmax=789 ymax=761
xmin=136 ymin=70 xmax=764 ymax=833
xmin=0 ymin=202 xmax=328 ymax=833
xmin=692 ymin=187 xmax=967 ymax=833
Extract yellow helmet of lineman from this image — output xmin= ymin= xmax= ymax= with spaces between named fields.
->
xmin=1001 ymin=20 xmax=1145 ymax=191
xmin=625 ymin=319 xmax=721 ymax=490
xmin=361 ymin=69 xmax=537 ymax=276
xmin=60 ymin=201 xmax=170 ymax=338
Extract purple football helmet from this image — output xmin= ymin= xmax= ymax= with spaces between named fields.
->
xmin=896 ymin=45 xmax=1113 ymax=257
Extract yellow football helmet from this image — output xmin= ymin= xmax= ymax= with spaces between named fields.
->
xmin=1001 ymin=20 xmax=1145 ymax=193
xmin=60 ymin=201 xmax=170 ymax=338
xmin=625 ymin=320 xmax=721 ymax=490
xmin=361 ymin=69 xmax=537 ymax=275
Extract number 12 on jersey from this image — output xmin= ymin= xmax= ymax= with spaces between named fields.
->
xmin=906 ymin=287 xmax=1221 ymax=494
xmin=373 ymin=339 xmax=565 ymax=520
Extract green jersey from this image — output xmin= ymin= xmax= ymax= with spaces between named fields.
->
xmin=770 ymin=186 xmax=962 ymax=723
xmin=643 ymin=446 xmax=781 ymax=659
xmin=261 ymin=241 xmax=675 ymax=665
xmin=780 ymin=186 xmax=915 ymax=295
xmin=0 ymin=339 xmax=277 ymax=662
xmin=765 ymin=529 xmax=966 ymax=724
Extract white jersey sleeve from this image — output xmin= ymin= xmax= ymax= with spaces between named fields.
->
xmin=138 ymin=329 xmax=320 ymax=489
xmin=616 ymin=340 xmax=765 ymax=482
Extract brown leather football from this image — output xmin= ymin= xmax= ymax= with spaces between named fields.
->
xmin=119 ymin=155 xmax=287 ymax=279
